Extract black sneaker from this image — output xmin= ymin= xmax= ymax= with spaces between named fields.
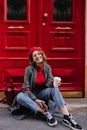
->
xmin=43 ymin=111 xmax=57 ymax=126
xmin=62 ymin=113 xmax=83 ymax=130
xmin=47 ymin=117 xmax=57 ymax=127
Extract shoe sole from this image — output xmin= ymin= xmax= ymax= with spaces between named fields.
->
xmin=62 ymin=121 xmax=84 ymax=130
xmin=47 ymin=120 xmax=57 ymax=127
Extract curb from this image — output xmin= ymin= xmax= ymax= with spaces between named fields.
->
xmin=0 ymin=98 xmax=87 ymax=115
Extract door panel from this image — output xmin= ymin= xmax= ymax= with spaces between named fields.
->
xmin=38 ymin=0 xmax=84 ymax=97
xmin=0 ymin=0 xmax=37 ymax=89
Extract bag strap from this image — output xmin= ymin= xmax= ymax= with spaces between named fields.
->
xmin=0 ymin=98 xmax=7 ymax=104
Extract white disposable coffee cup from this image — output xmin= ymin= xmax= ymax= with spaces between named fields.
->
xmin=53 ymin=77 xmax=61 ymax=87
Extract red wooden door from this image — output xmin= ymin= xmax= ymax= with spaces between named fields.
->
xmin=0 ymin=0 xmax=85 ymax=97
xmin=0 ymin=0 xmax=37 ymax=90
xmin=38 ymin=0 xmax=85 ymax=97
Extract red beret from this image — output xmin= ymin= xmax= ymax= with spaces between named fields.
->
xmin=29 ymin=47 xmax=44 ymax=58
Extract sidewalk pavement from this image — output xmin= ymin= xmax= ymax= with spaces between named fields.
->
xmin=0 ymin=98 xmax=87 ymax=130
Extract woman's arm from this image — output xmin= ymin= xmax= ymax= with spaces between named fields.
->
xmin=22 ymin=66 xmax=37 ymax=101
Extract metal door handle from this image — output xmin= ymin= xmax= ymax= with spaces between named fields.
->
xmin=43 ymin=13 xmax=48 ymax=18
xmin=8 ymin=26 xmax=24 ymax=29
xmin=56 ymin=27 xmax=71 ymax=30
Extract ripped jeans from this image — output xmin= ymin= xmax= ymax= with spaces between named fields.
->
xmin=17 ymin=87 xmax=65 ymax=113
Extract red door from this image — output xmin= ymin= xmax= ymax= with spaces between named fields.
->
xmin=37 ymin=0 xmax=85 ymax=97
xmin=0 ymin=0 xmax=85 ymax=97
xmin=0 ymin=0 xmax=37 ymax=90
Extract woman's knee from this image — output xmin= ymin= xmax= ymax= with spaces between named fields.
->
xmin=53 ymin=87 xmax=60 ymax=93
xmin=51 ymin=87 xmax=58 ymax=92
xmin=16 ymin=92 xmax=25 ymax=102
xmin=51 ymin=87 xmax=62 ymax=97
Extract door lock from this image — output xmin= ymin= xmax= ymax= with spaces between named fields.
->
xmin=42 ymin=23 xmax=46 ymax=26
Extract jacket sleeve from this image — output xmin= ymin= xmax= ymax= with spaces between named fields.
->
xmin=23 ymin=67 xmax=31 ymax=88
xmin=22 ymin=66 xmax=37 ymax=101
xmin=45 ymin=65 xmax=54 ymax=87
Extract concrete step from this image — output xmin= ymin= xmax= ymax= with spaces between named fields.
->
xmin=0 ymin=103 xmax=9 ymax=108
xmin=65 ymin=98 xmax=87 ymax=115
xmin=0 ymin=98 xmax=87 ymax=115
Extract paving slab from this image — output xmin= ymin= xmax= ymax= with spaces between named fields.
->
xmin=0 ymin=108 xmax=87 ymax=130
xmin=65 ymin=98 xmax=87 ymax=115
xmin=0 ymin=98 xmax=87 ymax=130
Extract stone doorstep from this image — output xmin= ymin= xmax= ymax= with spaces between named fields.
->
xmin=0 ymin=98 xmax=87 ymax=108
xmin=0 ymin=103 xmax=9 ymax=108
xmin=67 ymin=103 xmax=87 ymax=110
xmin=0 ymin=102 xmax=87 ymax=115
xmin=0 ymin=98 xmax=87 ymax=115
xmin=0 ymin=103 xmax=86 ymax=108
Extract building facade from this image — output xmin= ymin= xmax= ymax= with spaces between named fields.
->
xmin=0 ymin=0 xmax=87 ymax=98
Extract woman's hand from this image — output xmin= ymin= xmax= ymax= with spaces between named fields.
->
xmin=35 ymin=99 xmax=48 ymax=111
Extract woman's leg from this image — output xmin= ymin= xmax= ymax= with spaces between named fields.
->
xmin=33 ymin=89 xmax=58 ymax=126
xmin=16 ymin=92 xmax=44 ymax=113
xmin=39 ymin=88 xmax=82 ymax=130
xmin=17 ymin=91 xmax=57 ymax=126
xmin=35 ymin=87 xmax=69 ymax=115
xmin=50 ymin=87 xmax=69 ymax=115
xmin=35 ymin=88 xmax=83 ymax=129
